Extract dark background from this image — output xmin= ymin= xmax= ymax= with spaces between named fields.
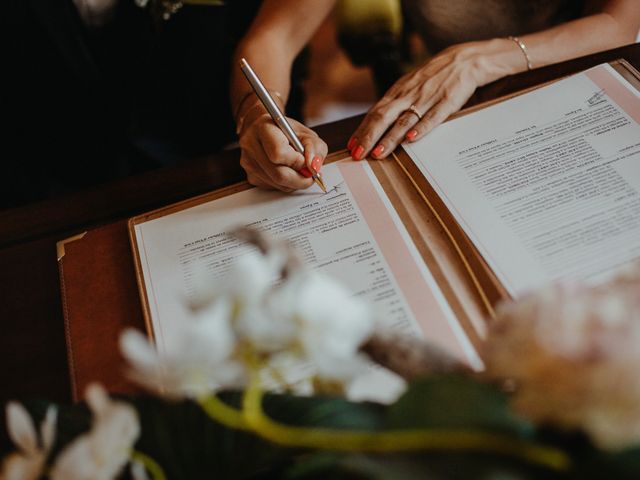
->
xmin=0 ymin=0 xmax=310 ymax=209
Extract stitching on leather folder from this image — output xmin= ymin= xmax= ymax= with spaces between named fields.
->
xmin=59 ymin=261 xmax=79 ymax=401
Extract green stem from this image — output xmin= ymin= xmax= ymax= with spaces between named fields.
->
xmin=241 ymin=377 xmax=570 ymax=471
xmin=197 ymin=394 xmax=249 ymax=430
xmin=131 ymin=450 xmax=167 ymax=480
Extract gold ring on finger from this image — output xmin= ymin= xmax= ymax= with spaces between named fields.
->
xmin=405 ymin=104 xmax=423 ymax=121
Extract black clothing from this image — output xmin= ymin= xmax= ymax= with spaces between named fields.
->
xmin=1 ymin=0 xmax=306 ymax=209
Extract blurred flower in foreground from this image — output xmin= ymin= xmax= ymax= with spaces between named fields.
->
xmin=120 ymin=228 xmax=374 ymax=398
xmin=120 ymin=299 xmax=245 ymax=399
xmin=50 ymin=384 xmax=140 ymax=480
xmin=267 ymin=272 xmax=373 ymax=384
xmin=1 ymin=402 xmax=56 ymax=480
xmin=483 ymin=263 xmax=640 ymax=450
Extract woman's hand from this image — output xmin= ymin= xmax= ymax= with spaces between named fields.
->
xmin=238 ymin=102 xmax=328 ymax=192
xmin=348 ymin=39 xmax=519 ymax=160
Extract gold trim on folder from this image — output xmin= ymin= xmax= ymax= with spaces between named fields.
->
xmin=56 ymin=232 xmax=87 ymax=262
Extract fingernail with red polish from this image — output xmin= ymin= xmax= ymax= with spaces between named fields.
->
xmin=372 ymin=144 xmax=385 ymax=158
xmin=406 ymin=129 xmax=418 ymax=141
xmin=347 ymin=137 xmax=357 ymax=151
xmin=311 ymin=155 xmax=322 ymax=172
xmin=352 ymin=145 xmax=365 ymax=160
xmin=299 ymin=167 xmax=313 ymax=178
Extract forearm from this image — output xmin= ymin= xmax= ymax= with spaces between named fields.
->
xmin=231 ymin=33 xmax=297 ymax=119
xmin=349 ymin=0 xmax=639 ymax=159
xmin=455 ymin=3 xmax=639 ymax=91
xmin=230 ymin=0 xmax=335 ymax=122
xmin=519 ymin=11 xmax=639 ymax=72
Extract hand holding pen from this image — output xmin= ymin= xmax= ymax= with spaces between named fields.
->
xmin=235 ymin=58 xmax=328 ymax=193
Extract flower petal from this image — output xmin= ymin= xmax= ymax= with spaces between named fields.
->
xmin=50 ymin=435 xmax=95 ymax=480
xmin=6 ymin=402 xmax=38 ymax=456
xmin=130 ymin=460 xmax=150 ymax=480
xmin=40 ymin=406 xmax=57 ymax=453
xmin=85 ymin=383 xmax=110 ymax=417
xmin=1 ymin=451 xmax=45 ymax=480
xmin=51 ymin=384 xmax=140 ymax=480
xmin=120 ymin=329 xmax=159 ymax=373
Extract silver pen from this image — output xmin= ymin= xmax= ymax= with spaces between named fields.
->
xmin=239 ymin=58 xmax=327 ymax=193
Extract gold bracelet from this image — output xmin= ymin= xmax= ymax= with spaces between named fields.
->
xmin=508 ymin=36 xmax=533 ymax=70
xmin=233 ymin=89 xmax=284 ymax=123
xmin=234 ymin=90 xmax=285 ymax=135
xmin=235 ymin=101 xmax=264 ymax=135
xmin=233 ymin=90 xmax=257 ymax=122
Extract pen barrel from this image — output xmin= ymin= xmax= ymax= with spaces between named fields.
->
xmin=275 ymin=116 xmax=305 ymax=153
xmin=240 ymin=58 xmax=305 ymax=154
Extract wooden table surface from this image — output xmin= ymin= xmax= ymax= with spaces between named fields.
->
xmin=1 ymin=43 xmax=638 ymax=407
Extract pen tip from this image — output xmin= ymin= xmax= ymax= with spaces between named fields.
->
xmin=315 ymin=175 xmax=327 ymax=193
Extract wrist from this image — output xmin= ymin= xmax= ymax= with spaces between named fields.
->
xmin=471 ymin=38 xmax=532 ymax=86
xmin=233 ymin=91 xmax=259 ymax=123
xmin=234 ymin=90 xmax=286 ymax=136
xmin=507 ymin=36 xmax=533 ymax=71
xmin=235 ymin=99 xmax=265 ymax=136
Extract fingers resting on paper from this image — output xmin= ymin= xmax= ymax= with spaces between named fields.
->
xmin=347 ymin=42 xmax=498 ymax=161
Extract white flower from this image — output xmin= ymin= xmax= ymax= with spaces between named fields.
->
xmin=120 ymin=299 xmax=245 ymax=399
xmin=123 ymin=229 xmax=375 ymax=397
xmin=190 ymin=248 xmax=283 ymax=309
xmin=483 ymin=263 xmax=640 ymax=450
xmin=50 ymin=384 xmax=140 ymax=480
xmin=195 ymin=240 xmax=375 ymax=390
xmin=231 ymin=249 xmax=293 ymax=352
xmin=265 ymin=272 xmax=374 ymax=385
xmin=130 ymin=461 xmax=150 ymax=480
xmin=191 ymin=249 xmax=295 ymax=354
xmin=1 ymin=403 xmax=56 ymax=480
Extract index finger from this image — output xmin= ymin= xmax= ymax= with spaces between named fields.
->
xmin=349 ymin=97 xmax=412 ymax=160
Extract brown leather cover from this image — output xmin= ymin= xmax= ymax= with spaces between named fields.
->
xmin=57 ymin=221 xmax=144 ymax=402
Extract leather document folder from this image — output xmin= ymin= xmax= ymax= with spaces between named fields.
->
xmin=57 ymin=146 xmax=499 ymax=401
xmin=57 ymin=221 xmax=145 ymax=401
xmin=58 ymin=145 xmax=504 ymax=401
xmin=57 ymin=59 xmax=640 ymax=401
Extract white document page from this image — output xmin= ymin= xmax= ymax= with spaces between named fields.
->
xmin=403 ymin=63 xmax=640 ymax=297
xmin=134 ymin=160 xmax=480 ymax=402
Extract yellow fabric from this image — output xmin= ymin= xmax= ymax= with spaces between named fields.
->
xmin=335 ymin=0 xmax=402 ymax=37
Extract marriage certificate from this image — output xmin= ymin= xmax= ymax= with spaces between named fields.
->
xmin=404 ymin=62 xmax=640 ymax=296
xmin=132 ymin=159 xmax=480 ymax=401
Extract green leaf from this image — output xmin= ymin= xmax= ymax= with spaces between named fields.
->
xmin=564 ymin=446 xmax=640 ymax=480
xmin=611 ymin=447 xmax=640 ymax=473
xmin=386 ymin=375 xmax=532 ymax=436
xmin=283 ymin=452 xmax=347 ymax=479
xmin=287 ymin=452 xmax=549 ymax=480
xmin=132 ymin=395 xmax=290 ymax=480
xmin=131 ymin=392 xmax=385 ymax=479
xmin=262 ymin=393 xmax=385 ymax=431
